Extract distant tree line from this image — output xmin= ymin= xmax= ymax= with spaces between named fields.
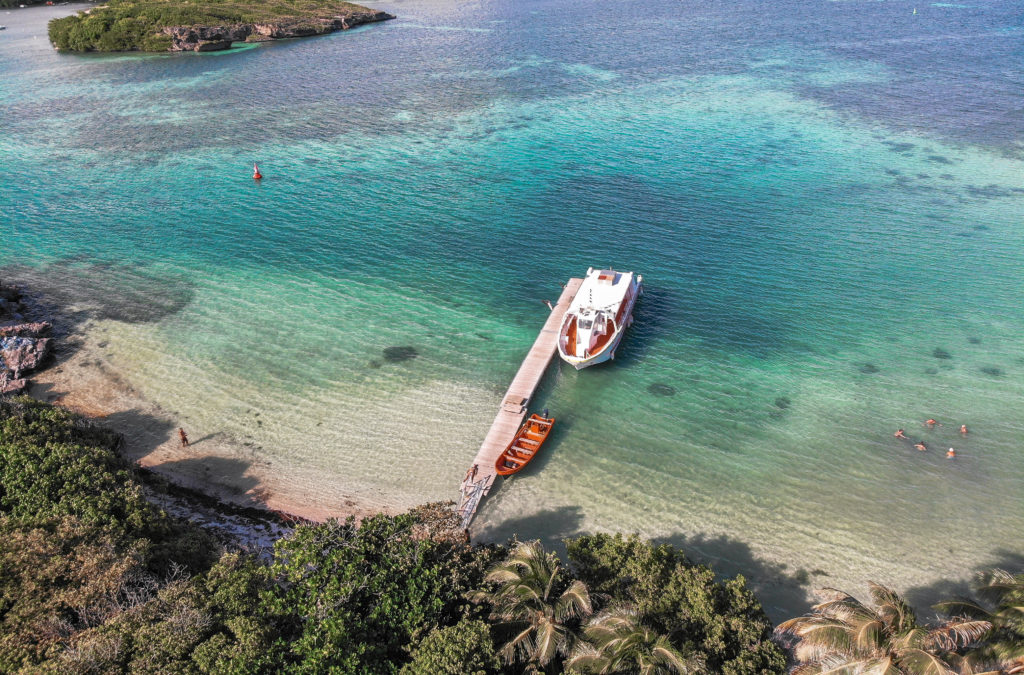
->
xmin=0 ymin=396 xmax=1020 ymax=673
xmin=47 ymin=0 xmax=374 ymax=52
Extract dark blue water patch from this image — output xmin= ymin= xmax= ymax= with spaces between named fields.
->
xmin=973 ymin=224 xmax=990 ymax=231
xmin=885 ymin=168 xmax=902 ymax=176
xmin=774 ymin=396 xmax=791 ymax=409
xmin=885 ymin=142 xmax=916 ymax=153
xmin=926 ymin=155 xmax=955 ymax=165
xmin=965 ymin=184 xmax=1024 ymax=200
xmin=980 ymin=366 xmax=1003 ymax=377
xmin=933 ymin=348 xmax=953 ymax=359
xmin=859 ymin=363 xmax=880 ymax=374
xmin=967 ymin=336 xmax=981 ymax=344
xmin=925 ymin=367 xmax=939 ymax=375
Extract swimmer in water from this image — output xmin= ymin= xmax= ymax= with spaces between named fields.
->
xmin=960 ymin=424 xmax=968 ymax=435
xmin=894 ymin=429 xmax=907 ymax=439
xmin=925 ymin=419 xmax=939 ymax=427
xmin=915 ymin=442 xmax=927 ymax=452
xmin=947 ymin=448 xmax=956 ymax=458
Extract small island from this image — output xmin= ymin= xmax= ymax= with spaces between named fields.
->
xmin=48 ymin=0 xmax=394 ymax=52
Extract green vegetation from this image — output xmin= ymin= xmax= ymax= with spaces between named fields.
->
xmin=47 ymin=0 xmax=376 ymax=52
xmin=778 ymin=578 xmax=1024 ymax=674
xmin=2 ymin=396 xmax=1020 ymax=674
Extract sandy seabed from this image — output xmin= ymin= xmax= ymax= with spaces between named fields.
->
xmin=29 ymin=327 xmax=387 ymax=525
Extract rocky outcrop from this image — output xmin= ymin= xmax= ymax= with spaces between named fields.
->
xmin=0 ymin=284 xmax=53 ymax=395
xmin=161 ymin=10 xmax=393 ymax=52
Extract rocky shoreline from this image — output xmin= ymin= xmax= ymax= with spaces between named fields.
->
xmin=0 ymin=283 xmax=52 ymax=395
xmin=161 ymin=10 xmax=394 ymax=52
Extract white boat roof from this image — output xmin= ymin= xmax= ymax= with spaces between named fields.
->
xmin=568 ymin=269 xmax=634 ymax=314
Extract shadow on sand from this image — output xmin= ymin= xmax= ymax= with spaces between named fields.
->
xmin=475 ymin=504 xmax=814 ymax=622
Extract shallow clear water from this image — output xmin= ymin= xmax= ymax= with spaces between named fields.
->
xmin=2 ymin=0 xmax=1023 ymax=616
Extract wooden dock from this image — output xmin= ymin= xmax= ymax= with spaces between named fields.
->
xmin=457 ymin=277 xmax=583 ymax=528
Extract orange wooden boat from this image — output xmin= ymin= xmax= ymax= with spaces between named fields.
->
xmin=495 ymin=414 xmax=555 ymax=476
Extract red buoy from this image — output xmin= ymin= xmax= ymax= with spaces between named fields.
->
xmin=253 ymin=163 xmax=262 ymax=180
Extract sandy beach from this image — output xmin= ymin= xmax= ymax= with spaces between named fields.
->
xmin=27 ymin=312 xmax=387 ymax=525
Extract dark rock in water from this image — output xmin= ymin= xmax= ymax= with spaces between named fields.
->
xmin=924 ymin=367 xmax=939 ymax=375
xmin=383 ymin=346 xmax=418 ymax=363
xmin=932 ymin=348 xmax=952 ymax=359
xmin=859 ymin=363 xmax=880 ymax=374
xmin=968 ymin=336 xmax=981 ymax=344
xmin=0 ymin=321 xmax=51 ymax=338
xmin=647 ymin=383 xmax=676 ymax=397
xmin=981 ymin=367 xmax=1003 ymax=377
xmin=774 ymin=396 xmax=791 ymax=409
xmin=0 ymin=336 xmax=52 ymax=377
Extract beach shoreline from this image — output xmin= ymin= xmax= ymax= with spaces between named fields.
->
xmin=18 ymin=288 xmax=389 ymax=526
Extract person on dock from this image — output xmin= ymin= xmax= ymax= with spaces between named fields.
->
xmin=960 ymin=424 xmax=968 ymax=435
xmin=178 ymin=427 xmax=189 ymax=448
xmin=914 ymin=441 xmax=927 ymax=452
xmin=472 ymin=463 xmax=479 ymax=479
xmin=894 ymin=429 xmax=907 ymax=439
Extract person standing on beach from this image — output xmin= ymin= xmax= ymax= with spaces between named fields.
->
xmin=178 ymin=428 xmax=189 ymax=448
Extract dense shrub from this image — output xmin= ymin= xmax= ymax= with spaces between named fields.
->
xmin=567 ymin=533 xmax=787 ymax=674
xmin=0 ymin=397 xmax=212 ymax=570
xmin=401 ymin=618 xmax=500 ymax=675
xmin=266 ymin=510 xmax=502 ymax=673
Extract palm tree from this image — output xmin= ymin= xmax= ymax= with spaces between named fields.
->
xmin=776 ymin=582 xmax=991 ymax=674
xmin=567 ymin=606 xmax=702 ymax=674
xmin=935 ymin=569 xmax=1024 ymax=674
xmin=470 ymin=541 xmax=593 ymax=670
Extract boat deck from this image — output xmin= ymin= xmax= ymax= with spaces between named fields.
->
xmin=457 ymin=277 xmax=583 ymax=528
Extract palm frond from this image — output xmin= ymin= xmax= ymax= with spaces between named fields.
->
xmin=898 ymin=647 xmax=957 ymax=675
xmin=869 ymin=582 xmax=918 ymax=633
xmin=934 ymin=597 xmax=995 ymax=621
xmin=925 ymin=619 xmax=992 ymax=651
xmin=555 ymin=579 xmax=593 ymax=622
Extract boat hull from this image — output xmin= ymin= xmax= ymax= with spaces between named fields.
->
xmin=558 ymin=270 xmax=641 ymax=369
xmin=495 ymin=414 xmax=554 ymax=476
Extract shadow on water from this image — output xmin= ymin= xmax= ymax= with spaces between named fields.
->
xmin=904 ymin=548 xmax=1024 ymax=613
xmin=655 ymin=532 xmax=814 ymax=622
xmin=476 ymin=502 xmax=813 ymax=622
xmin=0 ymin=258 xmax=195 ymax=334
xmin=476 ymin=505 xmax=586 ymax=559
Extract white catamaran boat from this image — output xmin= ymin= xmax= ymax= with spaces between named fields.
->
xmin=557 ymin=267 xmax=642 ymax=369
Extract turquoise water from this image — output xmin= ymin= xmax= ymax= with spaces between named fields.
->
xmin=2 ymin=0 xmax=1023 ymax=615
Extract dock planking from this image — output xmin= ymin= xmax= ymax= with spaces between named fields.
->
xmin=458 ymin=277 xmax=583 ymax=528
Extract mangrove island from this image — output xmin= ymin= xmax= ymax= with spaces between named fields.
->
xmin=47 ymin=0 xmax=394 ymax=52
